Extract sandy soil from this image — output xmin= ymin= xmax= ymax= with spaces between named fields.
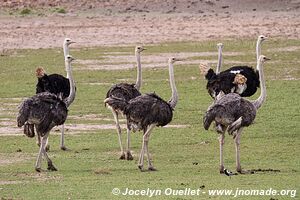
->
xmin=0 ymin=0 xmax=299 ymax=50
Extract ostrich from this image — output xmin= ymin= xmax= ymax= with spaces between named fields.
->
xmin=17 ymin=55 xmax=76 ymax=172
xmin=200 ymin=35 xmax=267 ymax=98
xmin=203 ymin=55 xmax=270 ymax=174
xmin=105 ymin=46 xmax=146 ymax=160
xmin=35 ymin=38 xmax=75 ymax=150
xmin=105 ymin=57 xmax=180 ymax=171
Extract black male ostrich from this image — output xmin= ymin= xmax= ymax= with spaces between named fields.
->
xmin=203 ymin=55 xmax=270 ymax=174
xmin=17 ymin=55 xmax=76 ymax=172
xmin=105 ymin=57 xmax=180 ymax=171
xmin=35 ymin=38 xmax=75 ymax=150
xmin=105 ymin=46 xmax=146 ymax=160
xmin=200 ymin=35 xmax=267 ymax=98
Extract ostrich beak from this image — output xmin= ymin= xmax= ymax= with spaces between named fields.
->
xmin=265 ymin=57 xmax=271 ymax=61
xmin=70 ymin=41 xmax=76 ymax=44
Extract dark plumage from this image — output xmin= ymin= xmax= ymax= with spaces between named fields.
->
xmin=17 ymin=92 xmax=68 ymax=137
xmin=203 ymin=93 xmax=256 ymax=134
xmin=105 ymin=83 xmax=141 ymax=110
xmin=203 ymin=55 xmax=270 ymax=174
xmin=17 ymin=92 xmax=68 ymax=172
xmin=36 ymin=73 xmax=71 ymax=99
xmin=222 ymin=66 xmax=260 ymax=97
xmin=105 ymin=46 xmax=145 ymax=160
xmin=17 ymin=55 xmax=76 ymax=172
xmin=201 ymin=35 xmax=267 ymax=99
xmin=106 ymin=93 xmax=173 ymax=132
xmin=105 ymin=57 xmax=180 ymax=171
xmin=204 ymin=66 xmax=259 ymax=98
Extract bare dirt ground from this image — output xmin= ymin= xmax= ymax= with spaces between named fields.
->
xmin=0 ymin=0 xmax=299 ymax=50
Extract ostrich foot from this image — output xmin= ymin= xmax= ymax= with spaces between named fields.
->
xmin=119 ymin=153 xmax=126 ymax=160
xmin=35 ymin=167 xmax=42 ymax=172
xmin=219 ymin=166 xmax=225 ymax=174
xmin=148 ymin=166 xmax=157 ymax=171
xmin=60 ymin=146 xmax=70 ymax=151
xmin=126 ymin=152 xmax=133 ymax=160
xmin=138 ymin=165 xmax=144 ymax=172
xmin=47 ymin=163 xmax=58 ymax=171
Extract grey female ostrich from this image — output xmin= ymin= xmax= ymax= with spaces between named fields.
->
xmin=36 ymin=38 xmax=75 ymax=150
xmin=201 ymin=35 xmax=267 ymax=98
xmin=203 ymin=55 xmax=270 ymax=174
xmin=105 ymin=57 xmax=180 ymax=171
xmin=17 ymin=55 xmax=76 ymax=172
xmin=105 ymin=46 xmax=146 ymax=160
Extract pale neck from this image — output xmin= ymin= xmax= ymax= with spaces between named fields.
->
xmin=168 ymin=62 xmax=178 ymax=109
xmin=216 ymin=46 xmax=222 ymax=75
xmin=252 ymin=59 xmax=266 ymax=110
xmin=135 ymin=51 xmax=142 ymax=90
xmin=64 ymin=61 xmax=75 ymax=107
xmin=63 ymin=43 xmax=70 ymax=78
xmin=256 ymin=39 xmax=261 ymax=68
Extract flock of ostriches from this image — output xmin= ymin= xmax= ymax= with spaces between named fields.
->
xmin=17 ymin=35 xmax=270 ymax=174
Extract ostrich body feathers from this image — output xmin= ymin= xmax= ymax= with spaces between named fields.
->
xmin=105 ymin=93 xmax=173 ymax=132
xmin=17 ymin=92 xmax=68 ymax=137
xmin=203 ymin=93 xmax=256 ymax=132
xmin=36 ymin=73 xmax=71 ymax=99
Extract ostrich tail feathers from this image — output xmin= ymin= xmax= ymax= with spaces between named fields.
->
xmin=24 ymin=123 xmax=35 ymax=138
xmin=104 ymin=96 xmax=128 ymax=112
xmin=203 ymin=110 xmax=215 ymax=130
xmin=205 ymin=69 xmax=217 ymax=80
xmin=36 ymin=67 xmax=46 ymax=78
xmin=199 ymin=63 xmax=216 ymax=80
xmin=199 ymin=63 xmax=209 ymax=76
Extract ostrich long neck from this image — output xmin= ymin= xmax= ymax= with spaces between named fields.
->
xmin=252 ymin=59 xmax=266 ymax=110
xmin=135 ymin=51 xmax=142 ymax=90
xmin=63 ymin=43 xmax=69 ymax=58
xmin=168 ymin=62 xmax=178 ymax=109
xmin=63 ymin=43 xmax=70 ymax=78
xmin=64 ymin=60 xmax=75 ymax=107
xmin=216 ymin=46 xmax=222 ymax=75
xmin=256 ymin=39 xmax=262 ymax=68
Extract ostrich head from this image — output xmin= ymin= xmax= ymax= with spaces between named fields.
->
xmin=64 ymin=38 xmax=75 ymax=46
xmin=217 ymin=43 xmax=224 ymax=49
xmin=258 ymin=35 xmax=267 ymax=43
xmin=36 ymin=67 xmax=46 ymax=78
xmin=259 ymin=55 xmax=271 ymax=62
xmin=65 ymin=55 xmax=75 ymax=62
xmin=135 ymin=46 xmax=146 ymax=53
xmin=168 ymin=57 xmax=182 ymax=64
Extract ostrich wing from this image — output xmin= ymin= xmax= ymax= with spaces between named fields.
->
xmin=125 ymin=93 xmax=173 ymax=129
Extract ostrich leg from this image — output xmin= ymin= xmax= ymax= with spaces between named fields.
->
xmin=126 ymin=122 xmax=133 ymax=160
xmin=234 ymin=127 xmax=243 ymax=173
xmin=145 ymin=129 xmax=156 ymax=171
xmin=35 ymin=133 xmax=49 ymax=172
xmin=60 ymin=124 xmax=68 ymax=150
xmin=138 ymin=124 xmax=155 ymax=171
xmin=112 ymin=109 xmax=125 ymax=159
xmin=219 ymin=133 xmax=225 ymax=173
